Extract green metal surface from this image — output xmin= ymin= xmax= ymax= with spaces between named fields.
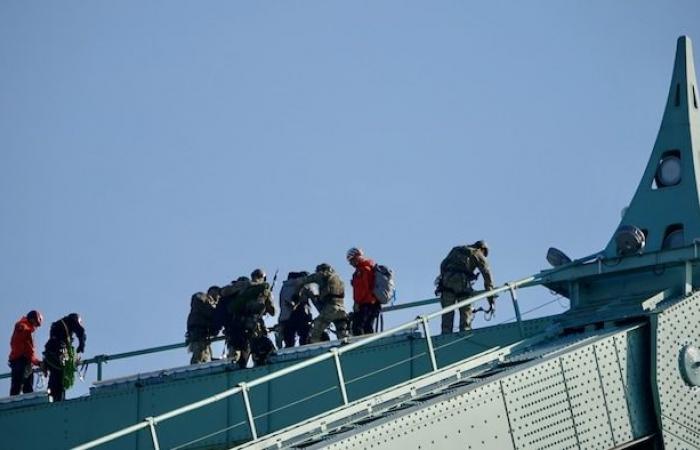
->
xmin=651 ymin=290 xmax=700 ymax=448
xmin=603 ymin=36 xmax=700 ymax=257
xmin=281 ymin=325 xmax=655 ymax=450
xmin=0 ymin=317 xmax=551 ymax=450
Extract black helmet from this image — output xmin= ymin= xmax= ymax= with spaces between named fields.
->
xmin=67 ymin=313 xmax=82 ymax=325
xmin=27 ymin=310 xmax=43 ymax=327
xmin=251 ymin=268 xmax=266 ymax=281
xmin=472 ymin=240 xmax=489 ymax=256
xmin=315 ymin=263 xmax=332 ymax=273
xmin=207 ymin=285 xmax=221 ymax=296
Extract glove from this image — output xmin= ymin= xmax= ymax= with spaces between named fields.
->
xmin=76 ymin=344 xmax=85 ymax=354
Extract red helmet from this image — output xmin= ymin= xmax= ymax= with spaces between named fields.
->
xmin=27 ymin=310 xmax=43 ymax=327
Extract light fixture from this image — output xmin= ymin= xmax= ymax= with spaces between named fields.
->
xmin=615 ymin=225 xmax=646 ymax=256
xmin=546 ymin=247 xmax=572 ymax=267
xmin=656 ymin=155 xmax=681 ymax=187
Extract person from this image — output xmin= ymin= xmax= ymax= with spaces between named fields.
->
xmin=42 ymin=313 xmax=86 ymax=402
xmin=8 ymin=310 xmax=43 ymax=396
xmin=278 ymin=271 xmax=314 ymax=347
xmin=228 ymin=269 xmax=275 ymax=368
xmin=436 ymin=241 xmax=495 ymax=334
xmin=186 ymin=286 xmax=221 ymax=364
xmin=346 ymin=247 xmax=381 ymax=336
xmin=297 ymin=263 xmax=349 ymax=343
xmin=215 ymin=276 xmax=250 ymax=348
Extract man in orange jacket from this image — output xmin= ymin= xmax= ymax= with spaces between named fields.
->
xmin=8 ymin=310 xmax=43 ymax=395
xmin=347 ymin=247 xmax=381 ymax=336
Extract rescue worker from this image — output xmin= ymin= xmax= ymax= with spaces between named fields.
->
xmin=8 ymin=310 xmax=43 ymax=396
xmin=298 ymin=263 xmax=349 ymax=343
xmin=186 ymin=285 xmax=221 ymax=364
xmin=346 ymin=247 xmax=381 ymax=336
xmin=436 ymin=241 xmax=495 ymax=334
xmin=42 ymin=313 xmax=86 ymax=402
xmin=228 ymin=269 xmax=274 ymax=368
xmin=215 ymin=276 xmax=250 ymax=347
xmin=278 ymin=271 xmax=314 ymax=347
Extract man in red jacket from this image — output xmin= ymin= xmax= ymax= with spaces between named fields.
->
xmin=8 ymin=310 xmax=43 ymax=395
xmin=347 ymin=247 xmax=381 ymax=336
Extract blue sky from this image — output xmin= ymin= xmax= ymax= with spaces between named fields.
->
xmin=1 ymin=1 xmax=699 ymax=396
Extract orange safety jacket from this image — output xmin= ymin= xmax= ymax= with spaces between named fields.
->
xmin=9 ymin=317 xmax=40 ymax=365
xmin=351 ymin=257 xmax=377 ymax=305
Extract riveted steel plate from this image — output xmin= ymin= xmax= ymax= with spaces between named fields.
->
xmin=652 ymin=291 xmax=700 ymax=449
xmin=560 ymin=346 xmax=614 ymax=449
xmin=501 ymin=358 xmax=578 ymax=450
xmin=319 ymin=381 xmax=514 ymax=450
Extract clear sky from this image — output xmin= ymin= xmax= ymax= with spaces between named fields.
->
xmin=1 ymin=1 xmax=699 ymax=397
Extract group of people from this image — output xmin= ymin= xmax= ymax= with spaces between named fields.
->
xmin=8 ymin=311 xmax=86 ymax=402
xmin=6 ymin=241 xmax=494 ymax=399
xmin=185 ymin=241 xmax=495 ymax=369
xmin=185 ymin=247 xmax=389 ymax=368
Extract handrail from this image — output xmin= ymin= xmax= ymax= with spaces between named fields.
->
xmin=71 ymin=274 xmax=542 ymax=450
xmin=0 ymin=297 xmax=435 ymax=383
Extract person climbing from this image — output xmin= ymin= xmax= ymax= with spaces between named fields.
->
xmin=228 ymin=269 xmax=274 ymax=368
xmin=186 ymin=285 xmax=221 ymax=364
xmin=297 ymin=264 xmax=349 ymax=343
xmin=436 ymin=240 xmax=495 ymax=333
xmin=278 ymin=271 xmax=314 ymax=347
xmin=8 ymin=310 xmax=43 ymax=396
xmin=346 ymin=247 xmax=381 ymax=336
xmin=42 ymin=313 xmax=86 ymax=402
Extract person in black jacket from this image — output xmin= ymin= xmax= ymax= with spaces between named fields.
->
xmin=42 ymin=313 xmax=86 ymax=402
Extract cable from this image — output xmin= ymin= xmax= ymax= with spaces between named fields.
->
xmin=345 ymin=352 xmax=428 ymax=386
xmin=253 ymin=385 xmax=339 ymax=420
xmin=169 ymin=420 xmax=248 ymax=450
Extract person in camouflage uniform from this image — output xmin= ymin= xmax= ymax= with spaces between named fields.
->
xmin=186 ymin=286 xmax=221 ymax=364
xmin=228 ymin=269 xmax=275 ymax=368
xmin=437 ymin=241 xmax=495 ymax=333
xmin=298 ymin=263 xmax=349 ymax=343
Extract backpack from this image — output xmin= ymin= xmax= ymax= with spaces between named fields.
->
xmin=440 ymin=246 xmax=474 ymax=274
xmin=187 ymin=292 xmax=217 ymax=330
xmin=373 ymin=264 xmax=395 ymax=305
xmin=237 ymin=282 xmax=270 ymax=315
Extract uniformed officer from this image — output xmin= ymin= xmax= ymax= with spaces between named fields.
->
xmin=436 ymin=241 xmax=494 ymax=333
xmin=298 ymin=263 xmax=349 ymax=343
xmin=186 ymin=286 xmax=221 ymax=364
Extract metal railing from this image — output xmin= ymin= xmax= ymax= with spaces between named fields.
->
xmin=71 ymin=274 xmax=539 ymax=450
xmin=0 ymin=297 xmax=438 ymax=384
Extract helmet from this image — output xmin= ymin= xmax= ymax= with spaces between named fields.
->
xmin=346 ymin=247 xmax=363 ymax=261
xmin=67 ymin=313 xmax=82 ymax=325
xmin=473 ymin=240 xmax=489 ymax=257
xmin=27 ymin=310 xmax=43 ymax=327
xmin=207 ymin=285 xmax=221 ymax=296
xmin=251 ymin=268 xmax=266 ymax=281
xmin=315 ymin=263 xmax=332 ymax=273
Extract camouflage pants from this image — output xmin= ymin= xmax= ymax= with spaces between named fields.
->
xmin=188 ymin=339 xmax=212 ymax=364
xmin=440 ymin=291 xmax=473 ymax=334
xmin=310 ymin=305 xmax=348 ymax=343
